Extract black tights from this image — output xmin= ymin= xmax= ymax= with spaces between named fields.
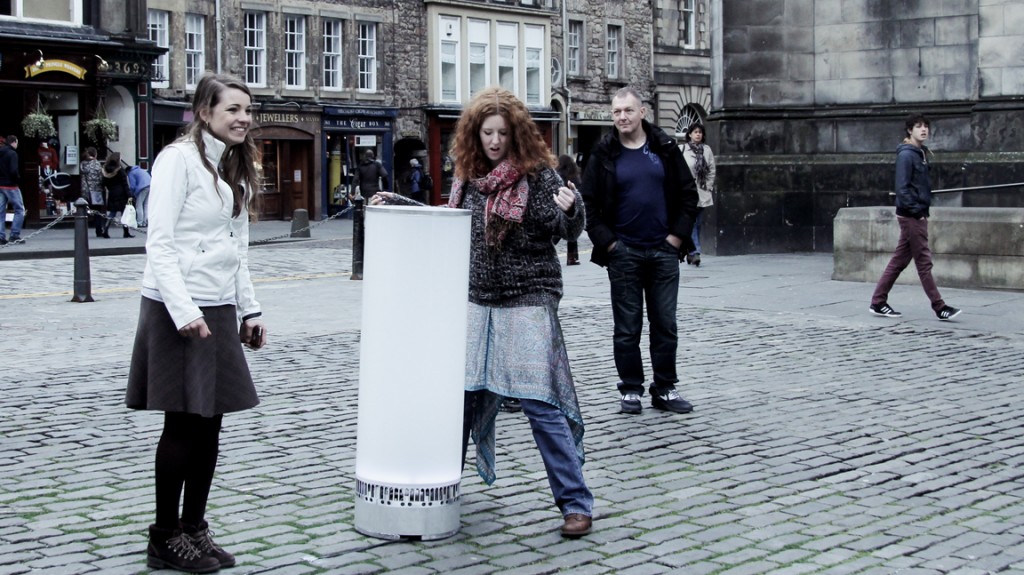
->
xmin=154 ymin=412 xmax=223 ymax=529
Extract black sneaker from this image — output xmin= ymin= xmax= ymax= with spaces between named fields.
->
xmin=8 ymin=237 xmax=24 ymax=245
xmin=869 ymin=303 xmax=902 ymax=318
xmin=498 ymin=397 xmax=522 ymax=413
xmin=936 ymin=305 xmax=962 ymax=321
xmin=651 ymin=389 xmax=693 ymax=414
xmin=0 ymin=237 xmax=6 ymax=245
xmin=620 ymin=393 xmax=642 ymax=414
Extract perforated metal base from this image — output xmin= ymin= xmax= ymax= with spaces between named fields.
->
xmin=354 ymin=478 xmax=461 ymax=540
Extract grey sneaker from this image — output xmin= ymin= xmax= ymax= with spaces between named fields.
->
xmin=869 ymin=303 xmax=902 ymax=318
xmin=620 ymin=393 xmax=642 ymax=414
xmin=936 ymin=305 xmax=962 ymax=321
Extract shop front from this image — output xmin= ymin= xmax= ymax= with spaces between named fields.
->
xmin=322 ymin=107 xmax=396 ymax=217
xmin=0 ymin=40 xmax=157 ymax=223
xmin=253 ymin=109 xmax=322 ymax=220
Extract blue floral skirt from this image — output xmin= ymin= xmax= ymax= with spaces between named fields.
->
xmin=464 ymin=301 xmax=585 ymax=484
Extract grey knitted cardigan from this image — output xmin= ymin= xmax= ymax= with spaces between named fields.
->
xmin=459 ymin=166 xmax=584 ymax=308
xmin=384 ymin=166 xmax=585 ymax=306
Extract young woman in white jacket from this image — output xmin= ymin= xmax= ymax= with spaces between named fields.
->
xmin=680 ymin=123 xmax=716 ymax=266
xmin=125 ymin=73 xmax=267 ymax=574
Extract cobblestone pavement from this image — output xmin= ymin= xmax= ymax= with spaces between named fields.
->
xmin=2 ymin=227 xmax=1024 ymax=574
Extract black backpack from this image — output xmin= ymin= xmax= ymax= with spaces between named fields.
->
xmin=420 ymin=171 xmax=434 ymax=191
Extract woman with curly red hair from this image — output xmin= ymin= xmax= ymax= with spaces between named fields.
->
xmin=373 ymin=87 xmax=593 ymax=537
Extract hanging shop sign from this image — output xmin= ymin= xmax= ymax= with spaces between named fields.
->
xmin=24 ymin=60 xmax=87 ymax=80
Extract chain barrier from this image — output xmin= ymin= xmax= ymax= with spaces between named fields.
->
xmin=0 ymin=209 xmax=74 ymax=249
xmin=1 ymin=205 xmax=353 ymax=250
xmin=249 ymin=207 xmax=352 ymax=246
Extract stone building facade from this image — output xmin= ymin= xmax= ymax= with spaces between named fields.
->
xmin=706 ymin=0 xmax=1024 ymax=254
xmin=0 ymin=0 xmax=162 ymax=224
xmin=651 ymin=0 xmax=713 ymax=139
xmin=554 ymin=0 xmax=657 ymax=166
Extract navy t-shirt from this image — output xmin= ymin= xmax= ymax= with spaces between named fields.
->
xmin=614 ymin=143 xmax=668 ymax=249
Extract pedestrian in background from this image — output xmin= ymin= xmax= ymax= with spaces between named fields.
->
xmin=125 ymin=72 xmax=268 ymax=574
xmin=556 ymin=154 xmax=582 ymax=266
xmin=0 ymin=135 xmax=26 ymax=245
xmin=100 ymin=152 xmax=133 ymax=238
xmin=353 ymin=149 xmax=388 ymax=198
xmin=579 ymin=87 xmax=699 ymax=415
xmin=373 ymin=87 xmax=594 ymax=538
xmin=80 ymin=147 xmax=106 ymax=237
xmin=128 ymin=163 xmax=153 ymax=227
xmin=408 ymin=158 xmax=425 ymax=203
xmin=869 ymin=114 xmax=961 ymax=321
xmin=680 ymin=122 xmax=716 ymax=266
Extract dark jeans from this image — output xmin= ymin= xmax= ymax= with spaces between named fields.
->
xmin=871 ymin=216 xmax=945 ymax=312
xmin=607 ymin=242 xmax=680 ymax=395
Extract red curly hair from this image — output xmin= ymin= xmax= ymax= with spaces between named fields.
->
xmin=448 ymin=87 xmax=556 ymax=181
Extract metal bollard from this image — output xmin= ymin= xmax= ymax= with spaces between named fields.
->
xmin=351 ymin=196 xmax=365 ymax=280
xmin=290 ymin=208 xmax=311 ymax=238
xmin=71 ymin=198 xmax=94 ymax=303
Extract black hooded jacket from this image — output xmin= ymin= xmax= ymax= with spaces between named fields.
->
xmin=579 ymin=120 xmax=699 ymax=266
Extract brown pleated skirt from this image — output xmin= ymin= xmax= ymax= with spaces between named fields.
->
xmin=126 ymin=296 xmax=259 ymax=417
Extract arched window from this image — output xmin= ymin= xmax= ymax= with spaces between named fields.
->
xmin=675 ymin=104 xmax=704 ymax=139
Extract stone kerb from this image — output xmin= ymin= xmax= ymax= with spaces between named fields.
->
xmin=833 ymin=206 xmax=1024 ymax=290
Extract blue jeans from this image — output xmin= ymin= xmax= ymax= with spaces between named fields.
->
xmin=135 ymin=186 xmax=150 ymax=226
xmin=463 ymin=391 xmax=593 ymax=517
xmin=0 ymin=187 xmax=26 ymax=240
xmin=690 ymin=208 xmax=705 ymax=255
xmin=607 ymin=242 xmax=680 ymax=396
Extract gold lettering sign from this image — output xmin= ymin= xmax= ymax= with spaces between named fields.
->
xmin=24 ymin=59 xmax=88 ymax=80
xmin=256 ymin=113 xmax=318 ymax=124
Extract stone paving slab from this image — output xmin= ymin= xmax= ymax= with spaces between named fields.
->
xmin=2 ymin=227 xmax=1024 ymax=574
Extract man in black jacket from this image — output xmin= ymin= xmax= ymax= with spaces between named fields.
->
xmin=0 ymin=135 xmax=26 ymax=245
xmin=580 ymin=87 xmax=699 ymax=415
xmin=353 ymin=149 xmax=389 ymax=199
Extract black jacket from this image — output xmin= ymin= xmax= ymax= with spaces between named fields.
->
xmin=580 ymin=120 xmax=699 ymax=267
xmin=354 ymin=160 xmax=389 ymax=195
xmin=0 ymin=145 xmax=19 ymax=187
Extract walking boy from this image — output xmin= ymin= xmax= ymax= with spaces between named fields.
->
xmin=869 ymin=114 xmax=961 ymax=321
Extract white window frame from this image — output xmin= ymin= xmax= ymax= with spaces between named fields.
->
xmin=284 ymin=15 xmax=306 ymax=90
xmin=567 ymin=20 xmax=582 ymax=76
xmin=606 ymin=24 xmax=621 ymax=80
xmin=468 ymin=19 xmax=489 ymax=98
xmin=524 ymin=25 xmax=544 ymax=105
xmin=439 ymin=16 xmax=461 ymax=103
xmin=323 ymin=18 xmax=343 ymax=91
xmin=497 ymin=22 xmax=518 ymax=95
xmin=244 ymin=11 xmax=267 ymax=88
xmin=148 ymin=9 xmax=170 ymax=88
xmin=0 ymin=0 xmax=82 ymax=25
xmin=358 ymin=22 xmax=377 ymax=92
xmin=681 ymin=0 xmax=696 ymax=48
xmin=185 ymin=13 xmax=205 ymax=90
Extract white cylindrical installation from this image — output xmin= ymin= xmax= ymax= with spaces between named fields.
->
xmin=354 ymin=205 xmax=471 ymax=540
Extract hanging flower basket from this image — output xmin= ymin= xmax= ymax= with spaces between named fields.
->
xmin=21 ymin=111 xmax=57 ymax=139
xmin=84 ymin=117 xmax=119 ymax=143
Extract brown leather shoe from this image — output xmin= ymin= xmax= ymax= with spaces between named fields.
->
xmin=560 ymin=513 xmax=592 ymax=538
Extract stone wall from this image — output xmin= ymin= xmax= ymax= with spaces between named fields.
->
xmin=706 ymin=0 xmax=1024 ymax=255
xmin=833 ymin=207 xmax=1024 ymax=290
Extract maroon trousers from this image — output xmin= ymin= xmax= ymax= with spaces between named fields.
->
xmin=871 ymin=215 xmax=946 ymax=312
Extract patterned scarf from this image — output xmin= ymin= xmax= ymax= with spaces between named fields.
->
xmin=687 ymin=141 xmax=709 ymax=189
xmin=447 ymin=160 xmax=528 ymax=246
